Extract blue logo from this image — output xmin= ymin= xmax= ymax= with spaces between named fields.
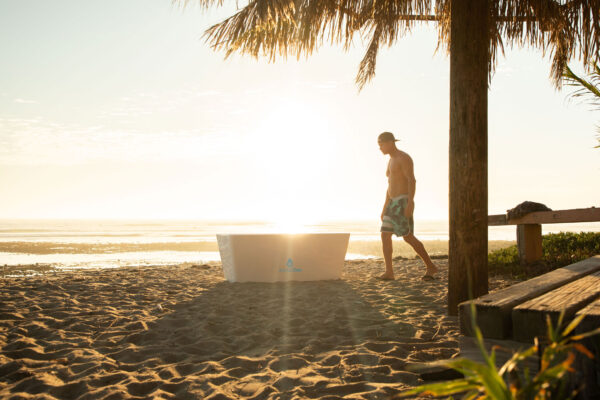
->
xmin=279 ymin=258 xmax=303 ymax=273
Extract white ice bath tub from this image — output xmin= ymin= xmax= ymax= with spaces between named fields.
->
xmin=216 ymin=233 xmax=350 ymax=282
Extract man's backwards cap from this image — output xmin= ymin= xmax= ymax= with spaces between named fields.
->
xmin=378 ymin=131 xmax=399 ymax=142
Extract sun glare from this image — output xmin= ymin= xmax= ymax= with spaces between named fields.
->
xmin=251 ymin=97 xmax=335 ymax=231
xmin=270 ymin=218 xmax=315 ymax=234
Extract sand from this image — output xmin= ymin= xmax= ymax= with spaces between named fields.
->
xmin=0 ymin=259 xmax=518 ymax=400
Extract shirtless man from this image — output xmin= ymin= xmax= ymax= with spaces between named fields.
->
xmin=378 ymin=131 xmax=438 ymax=281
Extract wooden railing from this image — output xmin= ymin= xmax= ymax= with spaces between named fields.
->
xmin=488 ymin=207 xmax=600 ymax=264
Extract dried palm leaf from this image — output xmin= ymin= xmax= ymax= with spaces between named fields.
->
xmin=174 ymin=0 xmax=600 ymax=89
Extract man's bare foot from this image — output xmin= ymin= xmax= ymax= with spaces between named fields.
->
xmin=377 ymin=273 xmax=395 ymax=281
xmin=425 ymin=263 xmax=439 ymax=278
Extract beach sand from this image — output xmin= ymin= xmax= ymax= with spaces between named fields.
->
xmin=0 ymin=259 xmax=518 ymax=399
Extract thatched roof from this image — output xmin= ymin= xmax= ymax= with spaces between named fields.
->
xmin=176 ymin=0 xmax=600 ymax=89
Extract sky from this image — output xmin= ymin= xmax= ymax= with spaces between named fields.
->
xmin=1 ymin=0 xmax=599 ymax=225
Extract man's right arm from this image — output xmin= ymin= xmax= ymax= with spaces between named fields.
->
xmin=381 ymin=191 xmax=390 ymax=221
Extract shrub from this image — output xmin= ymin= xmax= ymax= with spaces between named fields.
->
xmin=488 ymin=232 xmax=600 ymax=279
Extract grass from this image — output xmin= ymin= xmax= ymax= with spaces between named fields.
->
xmin=488 ymin=232 xmax=600 ymax=279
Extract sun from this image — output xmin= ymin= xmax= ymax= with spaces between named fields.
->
xmin=251 ymin=96 xmax=335 ymax=232
xmin=269 ymin=215 xmax=316 ymax=233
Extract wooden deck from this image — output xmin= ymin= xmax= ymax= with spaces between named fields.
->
xmin=458 ymin=255 xmax=600 ymax=398
xmin=458 ymin=256 xmax=600 ymax=339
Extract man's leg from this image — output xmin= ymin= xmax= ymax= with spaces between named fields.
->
xmin=380 ymin=231 xmax=395 ymax=280
xmin=403 ymin=233 xmax=438 ymax=277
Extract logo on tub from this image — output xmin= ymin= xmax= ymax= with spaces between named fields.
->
xmin=279 ymin=258 xmax=302 ymax=273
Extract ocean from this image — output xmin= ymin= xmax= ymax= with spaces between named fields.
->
xmin=1 ymin=219 xmax=599 ymax=270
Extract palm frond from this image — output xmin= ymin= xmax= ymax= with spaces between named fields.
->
xmin=564 ymin=62 xmax=600 ymax=109
xmin=497 ymin=0 xmax=600 ymax=87
xmin=356 ymin=24 xmax=382 ymax=90
xmin=173 ymin=0 xmax=229 ymax=9
xmin=178 ymin=0 xmax=600 ymax=90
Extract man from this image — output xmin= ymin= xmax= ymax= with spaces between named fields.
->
xmin=378 ymin=131 xmax=438 ymax=281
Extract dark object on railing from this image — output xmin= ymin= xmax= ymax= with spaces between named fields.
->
xmin=507 ymin=201 xmax=552 ymax=220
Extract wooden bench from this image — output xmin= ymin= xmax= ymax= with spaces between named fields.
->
xmin=488 ymin=207 xmax=600 ymax=264
xmin=458 ymin=256 xmax=600 ymax=398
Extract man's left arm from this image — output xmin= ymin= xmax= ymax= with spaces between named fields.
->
xmin=401 ymin=156 xmax=416 ymax=217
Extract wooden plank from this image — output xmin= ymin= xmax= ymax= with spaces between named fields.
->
xmin=488 ymin=214 xmax=508 ymax=226
xmin=517 ymin=224 xmax=542 ymax=264
xmin=491 ymin=207 xmax=600 ymax=226
xmin=488 ymin=207 xmax=600 ymax=226
xmin=459 ymin=336 xmax=539 ymax=376
xmin=577 ymin=296 xmax=600 ymax=322
xmin=459 ymin=256 xmax=600 ymax=340
xmin=574 ymin=298 xmax=600 ymax=399
xmin=406 ymin=362 xmax=464 ymax=382
xmin=512 ymin=270 xmax=600 ymax=343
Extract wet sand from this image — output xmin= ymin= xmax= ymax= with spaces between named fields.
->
xmin=0 ymin=259 xmax=518 ymax=399
xmin=0 ymin=239 xmax=515 ymax=257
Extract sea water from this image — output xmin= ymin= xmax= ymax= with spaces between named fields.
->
xmin=1 ymin=219 xmax=599 ymax=269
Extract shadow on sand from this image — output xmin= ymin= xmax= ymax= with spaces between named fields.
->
xmin=0 ymin=263 xmax=458 ymax=399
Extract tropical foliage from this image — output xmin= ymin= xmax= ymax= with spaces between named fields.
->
xmin=563 ymin=63 xmax=600 ymax=147
xmin=176 ymin=0 xmax=600 ymax=89
xmin=488 ymin=232 xmax=600 ymax=279
xmin=400 ymin=306 xmax=600 ymax=399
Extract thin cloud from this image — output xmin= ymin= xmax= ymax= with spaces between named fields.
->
xmin=312 ymin=81 xmax=339 ymax=90
xmin=0 ymin=117 xmax=243 ymax=166
xmin=196 ymin=90 xmax=221 ymax=97
xmin=13 ymin=98 xmax=37 ymax=104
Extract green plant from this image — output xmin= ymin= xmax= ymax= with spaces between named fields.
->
xmin=488 ymin=245 xmax=521 ymax=277
xmin=563 ymin=63 xmax=600 ymax=147
xmin=399 ymin=304 xmax=600 ymax=399
xmin=542 ymin=232 xmax=600 ymax=263
xmin=488 ymin=232 xmax=600 ymax=279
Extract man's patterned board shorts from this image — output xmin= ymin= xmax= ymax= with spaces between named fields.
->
xmin=381 ymin=194 xmax=414 ymax=237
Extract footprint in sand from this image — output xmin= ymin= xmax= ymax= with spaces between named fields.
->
xmin=268 ymin=356 xmax=308 ymax=372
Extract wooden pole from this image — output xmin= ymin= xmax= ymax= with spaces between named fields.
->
xmin=517 ymin=224 xmax=543 ymax=264
xmin=448 ymin=0 xmax=490 ymax=315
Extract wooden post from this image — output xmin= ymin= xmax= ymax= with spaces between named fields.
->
xmin=448 ymin=0 xmax=490 ymax=315
xmin=517 ymin=224 xmax=543 ymax=264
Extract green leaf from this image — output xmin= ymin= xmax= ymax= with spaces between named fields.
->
xmin=562 ymin=313 xmax=585 ymax=338
xmin=498 ymin=346 xmax=536 ymax=376
xmin=547 ymin=313 xmax=559 ymax=343
xmin=449 ymin=358 xmax=510 ymax=399
xmin=570 ymin=326 xmax=600 ymax=341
